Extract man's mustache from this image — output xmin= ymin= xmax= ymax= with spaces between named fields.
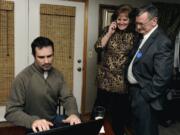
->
xmin=42 ymin=64 xmax=51 ymax=67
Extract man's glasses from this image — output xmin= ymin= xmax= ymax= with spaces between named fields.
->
xmin=136 ymin=18 xmax=153 ymax=27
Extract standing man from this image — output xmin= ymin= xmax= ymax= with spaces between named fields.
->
xmin=127 ymin=4 xmax=174 ymax=135
xmin=5 ymin=36 xmax=81 ymax=133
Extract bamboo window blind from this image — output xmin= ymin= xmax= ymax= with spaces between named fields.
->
xmin=40 ymin=4 xmax=75 ymax=92
xmin=0 ymin=1 xmax=14 ymax=105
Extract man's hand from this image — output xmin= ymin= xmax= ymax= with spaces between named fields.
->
xmin=32 ymin=119 xmax=53 ymax=133
xmin=62 ymin=114 xmax=81 ymax=125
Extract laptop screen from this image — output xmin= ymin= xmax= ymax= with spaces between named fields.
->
xmin=27 ymin=119 xmax=103 ymax=135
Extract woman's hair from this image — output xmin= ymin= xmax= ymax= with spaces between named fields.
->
xmin=111 ymin=4 xmax=133 ymax=22
xmin=111 ymin=4 xmax=137 ymax=32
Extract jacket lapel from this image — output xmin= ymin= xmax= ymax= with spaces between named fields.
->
xmin=133 ymin=28 xmax=159 ymax=64
xmin=129 ymin=35 xmax=143 ymax=60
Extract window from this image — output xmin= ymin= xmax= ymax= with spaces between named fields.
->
xmin=0 ymin=1 xmax=14 ymax=105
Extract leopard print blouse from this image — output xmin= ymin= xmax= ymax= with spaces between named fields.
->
xmin=95 ymin=27 xmax=135 ymax=93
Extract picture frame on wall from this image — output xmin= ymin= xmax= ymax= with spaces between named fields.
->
xmin=98 ymin=4 xmax=118 ymax=36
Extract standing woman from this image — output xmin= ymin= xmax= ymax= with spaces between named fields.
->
xmin=94 ymin=4 xmax=138 ymax=135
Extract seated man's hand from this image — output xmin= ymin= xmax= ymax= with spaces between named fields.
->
xmin=62 ymin=114 xmax=81 ymax=125
xmin=32 ymin=119 xmax=53 ymax=133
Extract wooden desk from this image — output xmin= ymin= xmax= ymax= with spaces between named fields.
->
xmin=0 ymin=115 xmax=132 ymax=135
xmin=0 ymin=121 xmax=26 ymax=135
xmin=81 ymin=114 xmax=115 ymax=135
xmin=100 ymin=116 xmax=133 ymax=135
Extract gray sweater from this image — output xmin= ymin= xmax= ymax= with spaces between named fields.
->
xmin=5 ymin=63 xmax=79 ymax=128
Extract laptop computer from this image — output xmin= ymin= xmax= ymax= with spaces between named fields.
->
xmin=27 ymin=119 xmax=103 ymax=135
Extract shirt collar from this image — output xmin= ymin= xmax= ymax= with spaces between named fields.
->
xmin=143 ymin=25 xmax=158 ymax=40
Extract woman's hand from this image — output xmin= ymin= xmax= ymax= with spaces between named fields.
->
xmin=108 ymin=21 xmax=117 ymax=35
xmin=100 ymin=21 xmax=117 ymax=48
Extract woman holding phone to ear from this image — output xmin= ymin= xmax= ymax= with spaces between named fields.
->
xmin=94 ymin=4 xmax=139 ymax=135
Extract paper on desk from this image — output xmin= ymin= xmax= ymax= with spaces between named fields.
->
xmin=99 ymin=126 xmax=105 ymax=133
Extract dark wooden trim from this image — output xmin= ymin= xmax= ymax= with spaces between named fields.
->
xmin=0 ymin=121 xmax=26 ymax=135
xmin=81 ymin=0 xmax=88 ymax=114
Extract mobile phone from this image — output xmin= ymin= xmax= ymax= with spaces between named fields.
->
xmin=111 ymin=21 xmax=117 ymax=31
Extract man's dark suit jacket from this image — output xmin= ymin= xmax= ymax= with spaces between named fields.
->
xmin=128 ymin=27 xmax=174 ymax=110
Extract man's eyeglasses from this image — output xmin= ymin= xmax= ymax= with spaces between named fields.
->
xmin=136 ymin=19 xmax=152 ymax=27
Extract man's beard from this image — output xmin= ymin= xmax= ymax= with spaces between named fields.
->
xmin=42 ymin=64 xmax=52 ymax=71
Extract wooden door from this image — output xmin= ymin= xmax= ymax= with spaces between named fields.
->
xmin=28 ymin=0 xmax=84 ymax=112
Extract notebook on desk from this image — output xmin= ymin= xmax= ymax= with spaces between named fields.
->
xmin=27 ymin=119 xmax=103 ymax=135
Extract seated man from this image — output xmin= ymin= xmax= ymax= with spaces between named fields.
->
xmin=5 ymin=36 xmax=81 ymax=133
